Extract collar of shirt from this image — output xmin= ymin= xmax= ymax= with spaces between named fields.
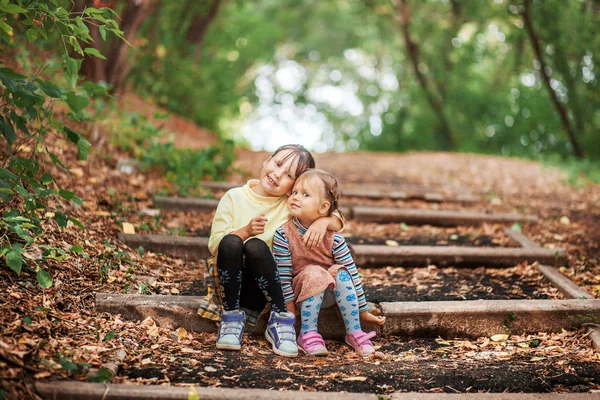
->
xmin=292 ymin=217 xmax=309 ymax=234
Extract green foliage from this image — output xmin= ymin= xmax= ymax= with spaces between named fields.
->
xmin=110 ymin=112 xmax=235 ymax=196
xmin=122 ymin=0 xmax=600 ymax=161
xmin=0 ymin=1 xmax=121 ymax=286
xmin=96 ymin=240 xmax=135 ymax=280
xmin=88 ymin=367 xmax=114 ymax=383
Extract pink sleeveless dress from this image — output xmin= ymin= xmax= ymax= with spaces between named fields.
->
xmin=282 ymin=220 xmax=345 ymax=307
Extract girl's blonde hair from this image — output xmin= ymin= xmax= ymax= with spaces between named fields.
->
xmin=295 ymin=168 xmax=341 ymax=216
xmin=270 ymin=144 xmax=315 ymax=178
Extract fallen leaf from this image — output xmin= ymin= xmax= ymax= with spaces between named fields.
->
xmin=530 ymin=356 xmax=547 ymax=362
xmin=122 ymin=222 xmax=135 ymax=234
xmin=490 ymin=334 xmax=509 ymax=342
xmin=385 ymin=240 xmax=399 ymax=247
xmin=343 ymin=376 xmax=367 ymax=381
xmin=204 ymin=366 xmax=217 ymax=372
xmin=176 ymin=327 xmax=188 ymax=340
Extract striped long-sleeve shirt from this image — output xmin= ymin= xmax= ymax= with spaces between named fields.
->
xmin=273 ymin=218 xmax=368 ymax=312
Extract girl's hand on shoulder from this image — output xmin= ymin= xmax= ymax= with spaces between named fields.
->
xmin=304 ymin=217 xmax=328 ymax=249
xmin=247 ymin=213 xmax=268 ymax=236
xmin=360 ymin=310 xmax=386 ymax=326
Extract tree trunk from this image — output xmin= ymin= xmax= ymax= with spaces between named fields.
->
xmin=185 ymin=0 xmax=222 ymax=61
xmin=105 ymin=0 xmax=157 ymax=94
xmin=521 ymin=0 xmax=584 ymax=158
xmin=397 ymin=0 xmax=455 ymax=151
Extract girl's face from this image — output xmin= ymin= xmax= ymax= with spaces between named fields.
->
xmin=288 ymin=175 xmax=331 ymax=225
xmin=253 ymin=150 xmax=300 ymax=197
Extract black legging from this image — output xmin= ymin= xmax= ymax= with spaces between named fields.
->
xmin=216 ymin=235 xmax=286 ymax=314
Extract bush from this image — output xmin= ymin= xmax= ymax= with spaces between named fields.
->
xmin=110 ymin=112 xmax=236 ymax=197
xmin=0 ymin=1 xmax=123 ymax=286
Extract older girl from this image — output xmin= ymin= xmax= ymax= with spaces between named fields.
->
xmin=273 ymin=169 xmax=385 ymax=357
xmin=198 ymin=145 xmax=344 ymax=357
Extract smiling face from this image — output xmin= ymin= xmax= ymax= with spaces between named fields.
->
xmin=288 ymin=174 xmax=331 ymax=226
xmin=252 ymin=149 xmax=300 ymax=197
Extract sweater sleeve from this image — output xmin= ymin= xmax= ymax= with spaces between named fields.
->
xmin=208 ymin=192 xmax=235 ymax=256
xmin=331 ymin=209 xmax=346 ymax=232
xmin=332 ymin=234 xmax=367 ymax=312
xmin=273 ymin=227 xmax=295 ymax=304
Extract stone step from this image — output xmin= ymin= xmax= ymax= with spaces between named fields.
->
xmin=118 ymin=233 xmax=566 ymax=267
xmin=152 ymin=196 xmax=535 ymax=226
xmin=351 ymin=206 xmax=538 ymax=225
xmin=118 ymin=233 xmax=210 ymax=260
xmin=35 ymin=381 xmax=600 ymax=400
xmin=351 ymin=245 xmax=566 ymax=267
xmin=96 ymin=293 xmax=600 ymax=339
xmin=197 ymin=181 xmax=482 ymax=203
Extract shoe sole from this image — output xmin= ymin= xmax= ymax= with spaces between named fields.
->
xmin=216 ymin=342 xmax=241 ymax=351
xmin=265 ymin=331 xmax=298 ymax=358
xmin=344 ymin=337 xmax=373 ymax=358
xmin=298 ymin=345 xmax=329 ymax=357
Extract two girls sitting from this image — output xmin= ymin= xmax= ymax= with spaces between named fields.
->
xmin=198 ymin=145 xmax=385 ymax=358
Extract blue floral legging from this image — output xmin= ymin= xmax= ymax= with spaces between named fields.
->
xmin=300 ymin=268 xmax=360 ymax=335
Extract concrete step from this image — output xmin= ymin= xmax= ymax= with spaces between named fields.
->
xmin=35 ymin=381 xmax=600 ymax=400
xmin=197 ymin=181 xmax=482 ymax=203
xmin=96 ymin=293 xmax=600 ymax=339
xmin=152 ymin=196 xmax=535 ymax=226
xmin=351 ymin=206 xmax=538 ymax=225
xmin=118 ymin=233 xmax=566 ymax=267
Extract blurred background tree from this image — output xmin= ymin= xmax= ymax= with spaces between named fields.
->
xmin=62 ymin=0 xmax=600 ymax=160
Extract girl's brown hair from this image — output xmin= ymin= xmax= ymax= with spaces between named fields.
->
xmin=295 ymin=168 xmax=341 ymax=217
xmin=271 ymin=144 xmax=315 ymax=178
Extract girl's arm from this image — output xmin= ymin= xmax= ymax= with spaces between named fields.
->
xmin=208 ymin=193 xmax=235 ymax=255
xmin=273 ymin=227 xmax=295 ymax=306
xmin=303 ymin=210 xmax=345 ymax=248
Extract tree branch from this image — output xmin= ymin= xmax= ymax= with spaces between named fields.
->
xmin=521 ymin=0 xmax=584 ymax=158
xmin=396 ymin=0 xmax=455 ymax=150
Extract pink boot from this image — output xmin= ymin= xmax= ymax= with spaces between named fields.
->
xmin=297 ymin=331 xmax=329 ymax=356
xmin=345 ymin=330 xmax=376 ymax=357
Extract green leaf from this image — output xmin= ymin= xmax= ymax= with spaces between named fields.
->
xmin=47 ymin=151 xmax=68 ymax=169
xmin=58 ymin=189 xmax=76 ymax=201
xmin=22 ymin=316 xmax=32 ymax=326
xmin=77 ymin=137 xmax=91 ymax=160
xmin=511 ymin=222 xmax=522 ymax=232
xmin=6 ymin=248 xmax=23 ymax=274
xmin=65 ymin=91 xmax=90 ymax=113
xmin=88 ymin=367 xmax=113 ymax=383
xmin=0 ymin=20 xmax=13 ymax=36
xmin=54 ymin=212 xmax=67 ymax=228
xmin=82 ymin=81 xmax=108 ymax=97
xmin=68 ymin=217 xmax=85 ymax=229
xmin=84 ymin=47 xmax=106 ymax=60
xmin=0 ymin=168 xmax=18 ymax=181
xmin=0 ymin=115 xmax=17 ymax=146
xmin=37 ymin=269 xmax=53 ymax=288
xmin=58 ymin=356 xmax=79 ymax=373
xmin=70 ymin=244 xmax=84 ymax=253
xmin=26 ymin=28 xmax=37 ymax=42
xmin=1 ymin=4 xmax=26 ymax=14
xmin=104 ymin=329 xmax=116 ymax=342
xmin=99 ymin=26 xmax=107 ymax=41
xmin=40 ymin=82 xmax=62 ymax=98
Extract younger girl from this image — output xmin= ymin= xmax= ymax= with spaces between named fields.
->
xmin=273 ymin=169 xmax=386 ymax=357
xmin=197 ymin=145 xmax=344 ymax=358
